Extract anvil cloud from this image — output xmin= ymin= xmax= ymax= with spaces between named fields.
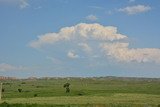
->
xmin=29 ymin=23 xmax=160 ymax=64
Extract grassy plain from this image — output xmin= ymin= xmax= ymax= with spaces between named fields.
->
xmin=0 ymin=77 xmax=160 ymax=107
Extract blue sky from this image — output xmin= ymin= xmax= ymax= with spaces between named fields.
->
xmin=0 ymin=0 xmax=160 ymax=78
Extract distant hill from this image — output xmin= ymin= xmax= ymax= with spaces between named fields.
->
xmin=0 ymin=76 xmax=160 ymax=81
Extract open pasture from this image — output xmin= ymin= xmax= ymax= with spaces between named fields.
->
xmin=0 ymin=77 xmax=160 ymax=107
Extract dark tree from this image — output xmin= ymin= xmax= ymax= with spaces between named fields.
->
xmin=34 ymin=94 xmax=38 ymax=97
xmin=2 ymin=88 xmax=5 ymax=92
xmin=63 ymin=83 xmax=70 ymax=93
xmin=18 ymin=89 xmax=22 ymax=93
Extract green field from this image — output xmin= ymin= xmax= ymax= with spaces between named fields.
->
xmin=0 ymin=77 xmax=160 ymax=107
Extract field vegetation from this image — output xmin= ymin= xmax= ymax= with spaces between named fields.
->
xmin=0 ymin=77 xmax=160 ymax=107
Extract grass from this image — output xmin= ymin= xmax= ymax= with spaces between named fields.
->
xmin=2 ymin=94 xmax=160 ymax=105
xmin=0 ymin=103 xmax=152 ymax=107
xmin=0 ymin=77 xmax=160 ymax=107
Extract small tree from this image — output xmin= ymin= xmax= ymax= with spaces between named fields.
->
xmin=18 ymin=89 xmax=22 ymax=93
xmin=63 ymin=83 xmax=70 ymax=93
xmin=34 ymin=94 xmax=38 ymax=97
xmin=2 ymin=88 xmax=4 ymax=92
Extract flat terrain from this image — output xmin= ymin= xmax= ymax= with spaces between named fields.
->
xmin=0 ymin=77 xmax=160 ymax=107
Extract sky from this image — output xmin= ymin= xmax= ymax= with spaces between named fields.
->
xmin=0 ymin=0 xmax=160 ymax=78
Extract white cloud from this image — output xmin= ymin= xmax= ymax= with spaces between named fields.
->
xmin=0 ymin=63 xmax=27 ymax=72
xmin=29 ymin=33 xmax=61 ymax=48
xmin=78 ymin=43 xmax=92 ymax=54
xmin=29 ymin=23 xmax=160 ymax=64
xmin=67 ymin=51 xmax=79 ymax=59
xmin=118 ymin=5 xmax=151 ymax=15
xmin=0 ymin=0 xmax=29 ymax=9
xmin=100 ymin=42 xmax=160 ymax=63
xmin=85 ymin=15 xmax=98 ymax=21
xmin=19 ymin=0 xmax=29 ymax=9
xmin=29 ymin=23 xmax=127 ymax=48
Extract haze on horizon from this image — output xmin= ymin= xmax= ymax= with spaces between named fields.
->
xmin=0 ymin=0 xmax=160 ymax=78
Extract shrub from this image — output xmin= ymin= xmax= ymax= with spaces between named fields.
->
xmin=2 ymin=88 xmax=5 ymax=92
xmin=18 ymin=89 xmax=22 ymax=92
xmin=3 ymin=83 xmax=11 ymax=85
xmin=21 ymin=82 xmax=26 ymax=84
xmin=34 ymin=94 xmax=38 ymax=97
xmin=36 ymin=86 xmax=44 ymax=88
xmin=63 ymin=83 xmax=70 ymax=93
xmin=77 ymin=91 xmax=85 ymax=96
xmin=0 ymin=101 xmax=9 ymax=107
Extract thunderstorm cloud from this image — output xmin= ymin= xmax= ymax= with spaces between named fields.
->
xmin=29 ymin=23 xmax=160 ymax=64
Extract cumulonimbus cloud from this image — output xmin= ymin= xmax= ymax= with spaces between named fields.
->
xmin=29 ymin=23 xmax=127 ymax=48
xmin=29 ymin=23 xmax=160 ymax=64
xmin=67 ymin=50 xmax=79 ymax=59
xmin=118 ymin=5 xmax=151 ymax=15
xmin=78 ymin=43 xmax=92 ymax=54
xmin=100 ymin=43 xmax=160 ymax=63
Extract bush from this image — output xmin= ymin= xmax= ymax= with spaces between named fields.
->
xmin=3 ymin=83 xmax=11 ymax=85
xmin=2 ymin=88 xmax=5 ymax=92
xmin=34 ymin=94 xmax=38 ymax=97
xmin=18 ymin=89 xmax=22 ymax=92
xmin=77 ymin=92 xmax=85 ymax=96
xmin=36 ymin=86 xmax=44 ymax=88
xmin=21 ymin=82 xmax=26 ymax=84
xmin=0 ymin=101 xmax=9 ymax=107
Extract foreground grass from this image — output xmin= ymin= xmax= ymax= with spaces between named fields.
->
xmin=1 ymin=93 xmax=160 ymax=106
xmin=0 ymin=77 xmax=160 ymax=106
xmin=1 ymin=78 xmax=160 ymax=98
xmin=1 ymin=103 xmax=157 ymax=107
